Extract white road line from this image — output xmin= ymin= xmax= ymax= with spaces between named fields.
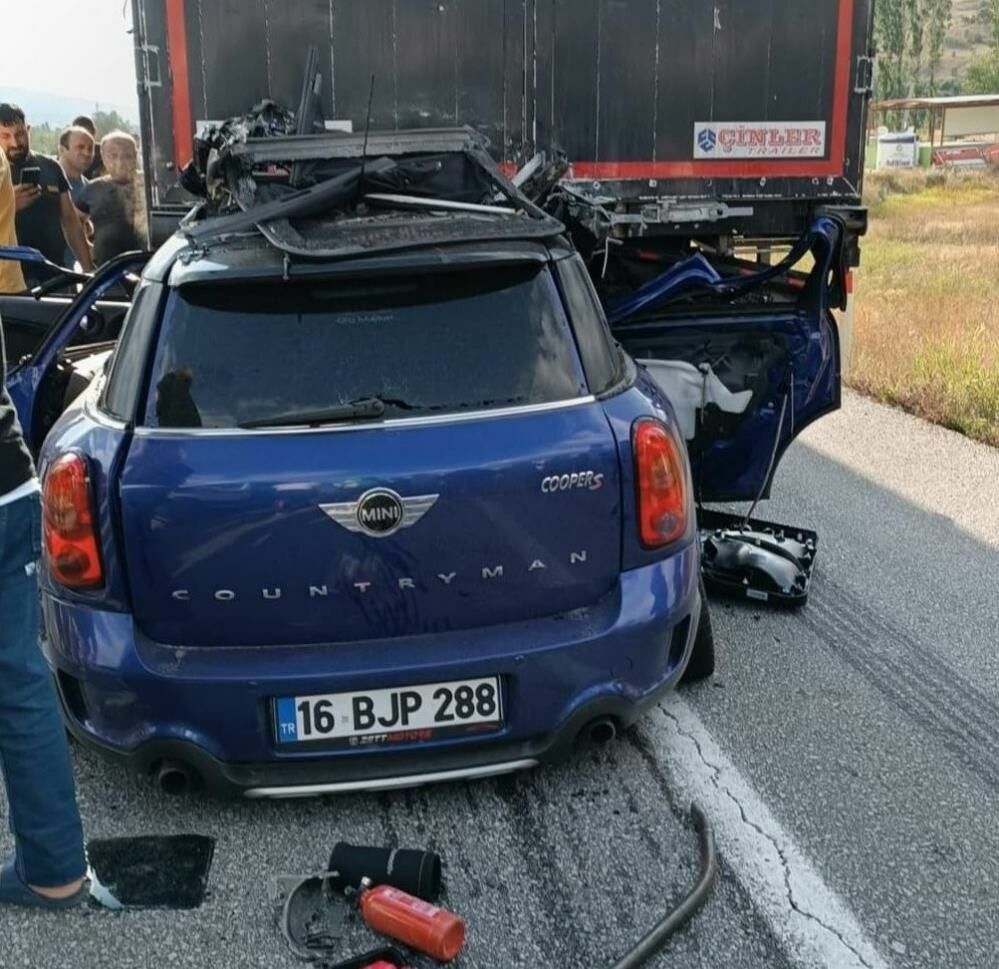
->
xmin=651 ymin=696 xmax=892 ymax=969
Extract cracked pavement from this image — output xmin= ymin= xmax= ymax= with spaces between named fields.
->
xmin=681 ymin=391 xmax=999 ymax=969
xmin=1 ymin=391 xmax=997 ymax=968
xmin=657 ymin=698 xmax=888 ymax=969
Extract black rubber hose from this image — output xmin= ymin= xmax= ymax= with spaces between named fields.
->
xmin=608 ymin=803 xmax=719 ymax=969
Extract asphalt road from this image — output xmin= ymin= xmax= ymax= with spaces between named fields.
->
xmin=1 ymin=390 xmax=997 ymax=969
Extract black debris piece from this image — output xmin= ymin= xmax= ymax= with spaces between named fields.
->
xmin=698 ymin=509 xmax=817 ymax=607
xmin=278 ymin=873 xmax=348 ymax=960
xmin=87 ymin=835 xmax=215 ymax=910
xmin=322 ymin=947 xmax=409 ymax=969
xmin=327 ymin=843 xmax=442 ymax=902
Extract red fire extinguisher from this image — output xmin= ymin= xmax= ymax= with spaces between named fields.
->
xmin=358 ymin=878 xmax=466 ymax=962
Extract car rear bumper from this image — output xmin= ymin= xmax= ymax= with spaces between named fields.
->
xmin=41 ymin=542 xmax=699 ymax=796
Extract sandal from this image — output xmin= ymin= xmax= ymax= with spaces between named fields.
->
xmin=0 ymin=856 xmax=88 ymax=910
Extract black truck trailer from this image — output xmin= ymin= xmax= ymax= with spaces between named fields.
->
xmin=0 ymin=1 xmax=878 ymax=626
xmin=131 ymin=0 xmax=874 ymax=247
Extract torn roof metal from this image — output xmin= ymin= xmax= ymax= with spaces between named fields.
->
xmin=177 ymin=103 xmax=565 ymax=262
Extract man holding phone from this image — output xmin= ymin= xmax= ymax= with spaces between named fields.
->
xmin=0 ymin=104 xmax=94 ymax=285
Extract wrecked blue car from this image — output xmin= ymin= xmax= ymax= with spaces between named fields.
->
xmin=1 ymin=130 xmax=851 ymax=797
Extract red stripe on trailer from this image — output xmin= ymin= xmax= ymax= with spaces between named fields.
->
xmin=827 ymin=0 xmax=856 ymax=174
xmin=164 ymin=0 xmax=194 ymax=171
xmin=564 ymin=0 xmax=856 ymax=182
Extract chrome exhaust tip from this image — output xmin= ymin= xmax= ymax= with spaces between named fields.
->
xmin=155 ymin=760 xmax=198 ymax=796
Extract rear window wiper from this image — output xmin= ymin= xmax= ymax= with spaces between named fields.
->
xmin=237 ymin=397 xmax=386 ymax=429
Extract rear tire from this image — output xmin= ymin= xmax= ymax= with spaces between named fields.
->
xmin=680 ymin=580 xmax=715 ymax=683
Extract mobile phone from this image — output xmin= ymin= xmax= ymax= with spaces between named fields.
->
xmin=19 ymin=166 xmax=40 ymax=187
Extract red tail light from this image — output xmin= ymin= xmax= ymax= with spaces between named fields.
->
xmin=633 ymin=418 xmax=689 ymax=548
xmin=43 ymin=453 xmax=104 ymax=589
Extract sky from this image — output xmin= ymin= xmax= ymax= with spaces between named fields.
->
xmin=0 ymin=0 xmax=139 ymax=117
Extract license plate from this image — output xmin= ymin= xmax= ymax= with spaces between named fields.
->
xmin=274 ymin=676 xmax=503 ymax=748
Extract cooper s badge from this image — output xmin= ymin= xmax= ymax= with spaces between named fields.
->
xmin=320 ymin=489 xmax=439 ymax=538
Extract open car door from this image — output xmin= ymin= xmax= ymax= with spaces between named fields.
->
xmin=608 ymin=217 xmax=847 ymax=505
xmin=3 ymin=250 xmax=148 ymax=454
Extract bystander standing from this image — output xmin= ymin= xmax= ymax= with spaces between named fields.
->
xmin=2 ymin=146 xmax=84 ymax=909
xmin=72 ymin=115 xmax=104 ymax=179
xmin=57 ymin=126 xmax=94 ymax=207
xmin=0 ymin=104 xmax=94 ymax=284
xmin=77 ymin=130 xmax=148 ymax=265
xmin=57 ymin=125 xmax=96 ymax=268
xmin=0 ymin=271 xmax=88 ymax=911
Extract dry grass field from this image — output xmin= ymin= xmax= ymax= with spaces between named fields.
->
xmin=851 ymin=168 xmax=999 ymax=447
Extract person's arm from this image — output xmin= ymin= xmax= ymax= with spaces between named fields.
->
xmin=59 ymin=192 xmax=95 ymax=271
xmin=0 ymin=153 xmax=26 ymax=293
xmin=72 ymin=186 xmax=93 ymax=240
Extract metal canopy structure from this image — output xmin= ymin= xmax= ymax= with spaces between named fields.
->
xmin=870 ymin=95 xmax=999 ymax=146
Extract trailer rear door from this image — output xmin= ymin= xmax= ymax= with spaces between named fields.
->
xmin=134 ymin=0 xmax=874 ymax=236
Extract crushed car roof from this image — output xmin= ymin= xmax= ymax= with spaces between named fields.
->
xmin=170 ymin=106 xmax=565 ymax=269
xmin=159 ymin=238 xmax=573 ymax=287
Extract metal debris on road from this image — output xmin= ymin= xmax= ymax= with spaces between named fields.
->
xmin=699 ymin=510 xmax=818 ymax=606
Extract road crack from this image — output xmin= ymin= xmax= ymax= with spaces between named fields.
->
xmin=659 ymin=703 xmax=880 ymax=969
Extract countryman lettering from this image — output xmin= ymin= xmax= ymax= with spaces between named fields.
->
xmin=169 ymin=550 xmax=591 ymax=602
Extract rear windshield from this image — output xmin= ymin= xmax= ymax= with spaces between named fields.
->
xmin=146 ymin=265 xmax=588 ymax=429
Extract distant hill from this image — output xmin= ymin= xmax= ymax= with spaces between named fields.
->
xmin=940 ymin=0 xmax=995 ymax=88
xmin=1 ymin=86 xmax=138 ymax=128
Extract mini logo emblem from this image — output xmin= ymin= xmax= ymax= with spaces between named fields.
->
xmin=321 ymin=489 xmax=439 ymax=538
xmin=697 ymin=128 xmax=717 ymax=153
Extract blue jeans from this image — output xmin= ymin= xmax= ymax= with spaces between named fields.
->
xmin=0 ymin=492 xmax=85 ymax=887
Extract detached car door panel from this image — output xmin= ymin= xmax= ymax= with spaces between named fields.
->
xmin=610 ymin=217 xmax=844 ymax=504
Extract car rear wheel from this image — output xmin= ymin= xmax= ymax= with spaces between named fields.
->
xmin=680 ymin=580 xmax=715 ymax=683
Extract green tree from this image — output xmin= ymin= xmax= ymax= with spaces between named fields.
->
xmin=980 ymin=0 xmax=999 ymax=46
xmin=28 ymin=123 xmax=59 ymax=156
xmin=907 ymin=0 xmax=926 ymax=86
xmin=876 ymin=0 xmax=910 ymax=101
xmin=925 ymin=0 xmax=953 ymax=92
xmin=964 ymin=48 xmax=999 ymax=92
xmin=967 ymin=1 xmax=999 ymax=93
xmin=91 ymin=109 xmax=137 ymax=139
xmin=876 ymin=0 xmax=954 ymax=100
xmin=24 ymin=109 xmax=138 ymax=160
